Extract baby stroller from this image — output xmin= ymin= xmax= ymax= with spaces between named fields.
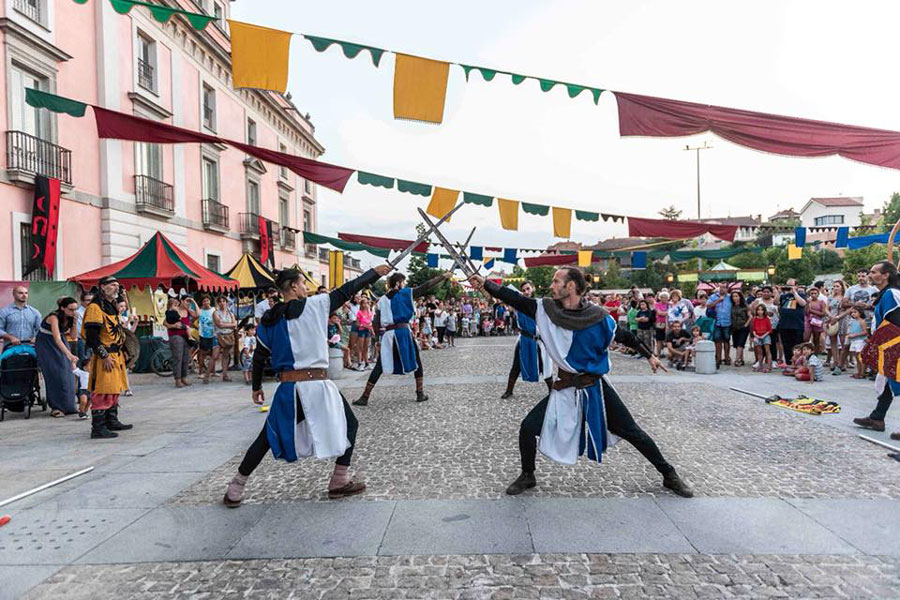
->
xmin=0 ymin=344 xmax=45 ymax=421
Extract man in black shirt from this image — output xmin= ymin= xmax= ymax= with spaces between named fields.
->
xmin=665 ymin=320 xmax=692 ymax=370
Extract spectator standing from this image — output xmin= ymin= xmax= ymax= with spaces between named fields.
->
xmin=73 ymin=291 xmax=93 ymax=361
xmin=0 ymin=286 xmax=41 ymax=350
xmin=213 ymin=295 xmax=237 ymax=382
xmin=845 ymin=268 xmax=877 ymax=327
xmin=635 ymin=300 xmax=655 ymax=352
xmin=347 ymin=293 xmax=362 ymax=370
xmin=165 ymin=295 xmax=198 ymax=388
xmin=804 ymin=286 xmax=827 ymax=355
xmin=356 ymin=298 xmax=374 ymax=368
xmin=777 ymin=279 xmax=807 ymax=364
xmin=730 ymin=291 xmax=750 ymax=367
xmin=35 ymin=297 xmax=79 ymax=416
xmin=627 ymin=301 xmax=639 ymax=335
xmin=707 ymin=282 xmax=733 ymax=367
xmin=434 ymin=304 xmax=448 ymax=347
xmin=240 ymin=325 xmax=256 ymax=385
xmin=446 ymin=309 xmax=457 ymax=347
xmin=750 ymin=286 xmax=780 ymax=366
xmin=197 ymin=296 xmax=219 ymax=384
xmin=653 ymin=292 xmax=670 ymax=356
xmin=667 ymin=290 xmax=694 ymax=330
xmin=750 ymin=303 xmax=773 ymax=372
xmin=824 ymin=281 xmax=848 ymax=373
xmin=846 ymin=307 xmax=868 ymax=379
xmin=254 ymin=288 xmax=278 ymax=321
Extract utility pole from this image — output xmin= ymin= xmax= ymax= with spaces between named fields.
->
xmin=684 ymin=141 xmax=713 ymax=219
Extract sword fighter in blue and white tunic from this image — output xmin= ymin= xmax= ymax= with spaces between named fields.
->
xmin=470 ymin=267 xmax=694 ymax=498
xmin=501 ymin=280 xmax=554 ymax=399
xmin=353 ymin=270 xmax=452 ymax=407
xmin=853 ymin=260 xmax=900 ymax=440
xmin=223 ymin=264 xmax=391 ymax=507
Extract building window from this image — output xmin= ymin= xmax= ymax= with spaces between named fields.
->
xmin=247 ymin=180 xmax=260 ymax=214
xmin=814 ymin=215 xmax=844 ymax=226
xmin=202 ymin=157 xmax=219 ymax=200
xmin=206 ymin=254 xmax=221 ymax=273
xmin=213 ymin=2 xmax=226 ymax=31
xmin=13 ymin=0 xmax=43 ymax=25
xmin=135 ymin=142 xmax=162 ymax=180
xmin=247 ymin=118 xmax=256 ymax=146
xmin=19 ymin=222 xmax=49 ymax=281
xmin=278 ymin=143 xmax=288 ymax=178
xmin=303 ymin=208 xmax=311 ymax=232
xmin=137 ymin=33 xmax=157 ymax=93
xmin=202 ymin=84 xmax=216 ymax=131
xmin=304 ymin=179 xmax=312 ymax=195
xmin=279 ymin=196 xmax=290 ymax=227
xmin=9 ymin=64 xmax=50 ymax=139
xmin=321 ymin=274 xmax=327 ymax=287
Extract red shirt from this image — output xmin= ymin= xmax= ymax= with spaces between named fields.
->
xmin=751 ymin=316 xmax=772 ymax=337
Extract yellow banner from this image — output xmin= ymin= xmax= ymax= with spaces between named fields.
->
xmin=577 ymin=250 xmax=593 ymax=267
xmin=498 ymin=198 xmax=519 ymax=231
xmin=228 ymin=21 xmax=292 ymax=93
xmin=787 ymin=244 xmax=802 ymax=260
xmin=427 ymin=187 xmax=459 ymax=221
xmin=328 ymin=250 xmax=344 ymax=288
xmin=393 ymin=53 xmax=450 ymax=124
xmin=552 ymin=207 xmax=572 ymax=238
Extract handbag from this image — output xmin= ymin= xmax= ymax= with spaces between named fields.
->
xmin=809 ymin=317 xmax=824 ymax=328
xmin=217 ymin=332 xmax=236 ymax=347
xmin=825 ymin=321 xmax=840 ymax=337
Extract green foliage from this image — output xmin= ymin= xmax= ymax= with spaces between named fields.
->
xmin=877 ymin=192 xmax=900 ymax=232
xmin=521 ymin=266 xmax=555 ymax=296
xmin=728 ymin=252 xmax=768 ymax=269
xmin=842 ymin=246 xmax=888 ymax=282
xmin=405 ymin=223 xmax=459 ymax=300
xmin=628 ymin=261 xmax=670 ymax=291
xmin=658 ymin=205 xmax=683 ymax=220
xmin=810 ymin=249 xmax=843 ymax=274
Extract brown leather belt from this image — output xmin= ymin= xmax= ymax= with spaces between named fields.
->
xmin=552 ymin=370 xmax=599 ymax=391
xmin=277 ymin=368 xmax=328 ymax=382
xmin=385 ymin=323 xmax=409 ymax=331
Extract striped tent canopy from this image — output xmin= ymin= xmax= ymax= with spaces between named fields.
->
xmin=70 ymin=232 xmax=238 ymax=291
xmin=224 ymin=253 xmax=275 ymax=290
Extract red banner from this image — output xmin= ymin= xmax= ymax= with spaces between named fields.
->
xmin=627 ymin=216 xmax=738 ymax=242
xmin=25 ymin=175 xmax=61 ymax=278
xmin=337 ymin=232 xmax=428 ymax=253
xmin=258 ymin=216 xmax=274 ymax=269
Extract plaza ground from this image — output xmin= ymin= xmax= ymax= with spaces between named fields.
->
xmin=1 ymin=336 xmax=899 ymax=599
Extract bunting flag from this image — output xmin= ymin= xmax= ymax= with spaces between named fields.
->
xmin=463 ymin=192 xmax=493 ymax=207
xmin=338 ymin=232 xmax=429 ymax=253
xmin=575 ymin=210 xmax=599 ymax=222
xmin=328 ymin=250 xmax=344 ymax=288
xmin=24 ymin=175 xmax=61 ymax=278
xmin=483 ymin=257 xmax=495 ymax=270
xmin=426 ymin=253 xmax=439 ymax=268
xmin=628 ymin=216 xmax=738 ymax=242
xmin=498 ymin=199 xmax=519 ymax=231
xmin=304 ymin=35 xmax=384 ymax=67
xmin=847 ymin=230 xmax=900 ymax=250
xmin=258 ymin=216 xmax=274 ymax=268
xmin=393 ymin=53 xmax=450 ymax=124
xmin=503 ymin=248 xmax=518 ymax=264
xmin=524 ymin=254 xmax=580 ymax=267
xmin=522 ymin=202 xmax=550 ymax=216
xmin=397 ymin=179 xmax=432 ymax=196
xmin=73 ymin=0 xmax=216 ymax=30
xmin=632 ymin=251 xmax=647 ymax=269
xmin=469 ymin=246 xmax=483 ymax=261
xmin=577 ymin=250 xmax=592 ymax=267
xmin=357 ymin=171 xmax=394 ymax=188
xmin=229 ymin=21 xmax=293 ymax=93
xmin=601 ymin=213 xmax=626 ymax=223
xmin=427 ymin=187 xmax=459 ymax=221
xmin=794 ymin=227 xmax=806 ymax=248
xmin=787 ymin=243 xmax=802 ymax=260
xmin=552 ymin=207 xmax=572 ymax=238
xmin=302 ymin=231 xmax=391 ymax=258
xmin=835 ymin=227 xmax=850 ymax=248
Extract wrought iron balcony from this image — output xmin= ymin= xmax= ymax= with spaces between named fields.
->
xmin=238 ymin=212 xmax=260 ymax=238
xmin=6 ymin=130 xmax=72 ymax=185
xmin=134 ymin=174 xmax=174 ymax=216
xmin=280 ymin=227 xmax=296 ymax=250
xmin=13 ymin=0 xmax=41 ymax=23
xmin=202 ymin=198 xmax=229 ymax=232
xmin=137 ymin=58 xmax=155 ymax=92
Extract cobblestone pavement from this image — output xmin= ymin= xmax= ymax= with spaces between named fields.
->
xmin=24 ymin=553 xmax=900 ymax=599
xmin=172 ymin=339 xmax=900 ymax=505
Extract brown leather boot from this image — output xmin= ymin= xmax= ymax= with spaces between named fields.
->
xmin=853 ymin=417 xmax=886 ymax=432
xmin=353 ymin=382 xmax=375 ymax=407
xmin=415 ymin=377 xmax=428 ymax=402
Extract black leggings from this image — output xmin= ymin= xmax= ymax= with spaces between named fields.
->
xmin=367 ymin=340 xmax=423 ymax=384
xmin=238 ymin=395 xmax=358 ymax=476
xmin=779 ymin=328 xmax=804 ymax=362
xmin=518 ymin=379 xmax=673 ymax=476
xmin=871 ymin=382 xmax=894 ymax=421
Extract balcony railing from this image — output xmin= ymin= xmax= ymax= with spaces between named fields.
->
xmin=13 ymin=0 xmax=41 ymax=23
xmin=134 ymin=174 xmax=174 ymax=214
xmin=238 ymin=212 xmax=260 ymax=237
xmin=280 ymin=227 xmax=296 ymax=250
xmin=202 ymin=198 xmax=229 ymax=231
xmin=137 ymin=58 xmax=155 ymax=92
xmin=6 ymin=130 xmax=72 ymax=185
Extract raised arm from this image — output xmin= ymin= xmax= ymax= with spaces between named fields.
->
xmin=481 ymin=279 xmax=537 ymax=319
xmin=329 ymin=264 xmax=390 ymax=313
xmin=412 ymin=272 xmax=451 ymax=299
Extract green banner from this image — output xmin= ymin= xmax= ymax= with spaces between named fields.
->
xmin=397 ymin=179 xmax=432 ymax=197
xmin=301 ymin=231 xmax=391 ymax=258
xmin=357 ymin=171 xmax=394 ymax=189
xmin=74 ymin=0 xmax=214 ymax=30
xmin=304 ymin=35 xmax=384 ymax=67
xmin=521 ymin=203 xmax=550 ymax=216
xmin=463 ymin=192 xmax=493 ymax=207
xmin=26 ymin=88 xmax=87 ymax=117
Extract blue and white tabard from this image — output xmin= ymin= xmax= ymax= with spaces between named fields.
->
xmin=534 ymin=302 xmax=620 ymax=465
xmin=376 ymin=288 xmax=418 ymax=375
xmin=516 ymin=310 xmax=553 ymax=382
xmin=256 ymin=293 xmax=349 ymax=461
xmin=873 ymin=287 xmax=900 ymax=395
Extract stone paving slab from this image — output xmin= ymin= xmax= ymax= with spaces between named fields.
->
xmin=75 ymin=505 xmax=268 ymax=564
xmin=788 ymin=498 xmax=900 ymax=556
xmin=0 ymin=508 xmax=148 ymax=566
xmin=524 ymin=497 xmax=694 ymax=554
xmin=25 ymin=471 xmax=208 ymax=510
xmin=656 ymin=497 xmax=858 ymax=555
xmin=0 ymin=566 xmax=61 ymax=600
xmin=378 ymin=499 xmax=533 ymax=556
xmin=226 ymin=501 xmax=396 ymax=559
xmin=112 ymin=445 xmax=236 ymax=474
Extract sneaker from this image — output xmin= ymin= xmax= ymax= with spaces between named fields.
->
xmin=752 ymin=362 xmax=760 ymax=370
xmin=832 ymin=367 xmax=842 ymax=376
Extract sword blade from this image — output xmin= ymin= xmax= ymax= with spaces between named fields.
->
xmin=388 ymin=200 xmax=466 ymax=268
xmin=417 ymin=208 xmax=474 ymax=277
xmin=448 ymin=227 xmax=477 ymax=275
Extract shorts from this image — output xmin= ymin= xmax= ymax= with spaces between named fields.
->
xmin=849 ymin=338 xmax=866 ymax=353
xmin=241 ymin=356 xmax=252 ymax=371
xmin=199 ymin=337 xmax=217 ymax=352
xmin=350 ymin=326 xmax=360 ymax=335
xmin=731 ymin=327 xmax=749 ymax=348
xmin=753 ymin=335 xmax=771 ymax=347
xmin=77 ymin=388 xmax=89 ymax=398
xmin=713 ymin=325 xmax=731 ymax=342
xmin=654 ymin=327 xmax=666 ymax=341
xmin=357 ymin=329 xmax=371 ymax=339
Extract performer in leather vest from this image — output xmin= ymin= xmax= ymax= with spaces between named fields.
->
xmin=501 ymin=280 xmax=553 ymax=399
xmin=353 ymin=270 xmax=451 ymax=407
xmin=469 ymin=267 xmax=693 ymax=498
xmin=224 ymin=264 xmax=390 ymax=507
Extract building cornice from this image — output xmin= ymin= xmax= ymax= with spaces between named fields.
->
xmin=0 ymin=18 xmax=73 ymax=62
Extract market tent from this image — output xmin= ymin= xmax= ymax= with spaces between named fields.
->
xmin=224 ymin=253 xmax=275 ymax=290
xmin=70 ymin=232 xmax=238 ymax=291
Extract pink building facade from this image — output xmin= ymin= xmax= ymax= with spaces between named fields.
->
xmin=0 ymin=0 xmax=360 ymax=286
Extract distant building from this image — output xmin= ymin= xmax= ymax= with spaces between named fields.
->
xmin=798 ymin=197 xmax=865 ymax=228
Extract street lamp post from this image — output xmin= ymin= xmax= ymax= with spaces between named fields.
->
xmin=684 ymin=141 xmax=713 ymax=219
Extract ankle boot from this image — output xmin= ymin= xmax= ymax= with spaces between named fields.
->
xmin=663 ymin=471 xmax=694 ymax=498
xmin=106 ymin=405 xmax=133 ymax=431
xmin=415 ymin=377 xmax=428 ymax=402
xmin=500 ymin=375 xmax=516 ymax=399
xmin=90 ymin=410 xmax=118 ymax=439
xmin=505 ymin=471 xmax=536 ymax=495
xmin=353 ymin=382 xmax=375 ymax=406
xmin=223 ymin=473 xmax=248 ymax=508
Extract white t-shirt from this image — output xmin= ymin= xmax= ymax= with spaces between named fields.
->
xmin=254 ymin=298 xmax=270 ymax=320
xmin=845 ymin=284 xmax=876 ymax=323
xmin=434 ymin=311 xmax=448 ymax=327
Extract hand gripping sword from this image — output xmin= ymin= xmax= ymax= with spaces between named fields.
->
xmin=386 ymin=200 xmax=466 ymax=269
xmin=417 ymin=208 xmax=477 ymax=278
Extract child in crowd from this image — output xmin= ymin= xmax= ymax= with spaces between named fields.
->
xmin=796 ymin=343 xmax=824 ymax=382
xmin=635 ymin=300 xmax=655 ymax=355
xmin=446 ymin=309 xmax=457 ymax=347
xmin=420 ymin=314 xmax=433 ymax=350
xmin=846 ymin=307 xmax=869 ymax=379
xmin=750 ymin=304 xmax=773 ymax=373
xmin=460 ymin=313 xmax=470 ymax=338
xmin=327 ymin=312 xmax=351 ymax=368
xmin=482 ymin=316 xmax=493 ymax=336
xmin=783 ymin=346 xmax=803 ymax=377
xmin=240 ymin=325 xmax=256 ymax=385
xmin=74 ymin=363 xmax=90 ymax=420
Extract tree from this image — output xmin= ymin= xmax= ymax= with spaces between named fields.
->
xmin=842 ymin=246 xmax=888 ymax=282
xmin=658 ymin=205 xmax=683 ymax=220
xmin=878 ymin=192 xmax=900 ymax=232
xmin=523 ymin=266 xmax=555 ymax=296
xmin=810 ymin=249 xmax=843 ymax=274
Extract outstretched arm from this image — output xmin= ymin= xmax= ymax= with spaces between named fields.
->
xmin=478 ymin=278 xmax=537 ymax=319
xmin=615 ymin=326 xmax=666 ymax=372
xmin=412 ymin=272 xmax=451 ymax=299
xmin=329 ymin=265 xmax=391 ymax=313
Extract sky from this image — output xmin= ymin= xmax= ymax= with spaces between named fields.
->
xmin=232 ymin=0 xmax=900 ymax=269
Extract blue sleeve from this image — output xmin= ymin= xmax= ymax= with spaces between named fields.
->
xmin=256 ymin=323 xmax=271 ymax=350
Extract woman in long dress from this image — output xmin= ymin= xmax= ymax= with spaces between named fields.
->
xmin=35 ymin=297 xmax=79 ymax=416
